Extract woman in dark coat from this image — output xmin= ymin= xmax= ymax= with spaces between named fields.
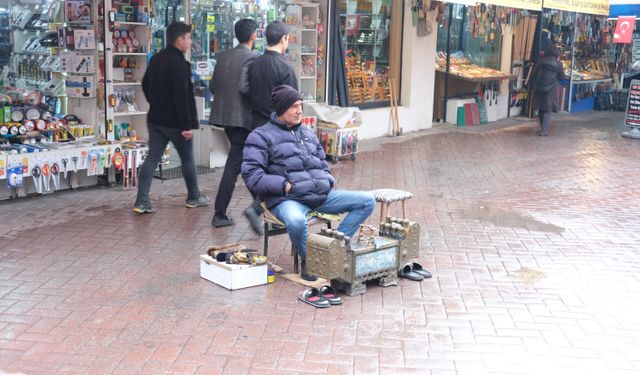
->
xmin=532 ymin=45 xmax=567 ymax=136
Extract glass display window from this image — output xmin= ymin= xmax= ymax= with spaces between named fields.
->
xmin=338 ymin=0 xmax=399 ymax=107
xmin=436 ymin=3 xmax=504 ymax=72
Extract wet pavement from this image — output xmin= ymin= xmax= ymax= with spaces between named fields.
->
xmin=1 ymin=111 xmax=640 ymax=374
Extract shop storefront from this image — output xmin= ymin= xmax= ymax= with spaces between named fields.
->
xmin=608 ymin=1 xmax=640 ymax=92
xmin=433 ymin=0 xmax=543 ymax=125
xmin=432 ymin=0 xmax=614 ymax=125
xmin=0 ymin=0 xmax=444 ymax=200
xmin=537 ymin=1 xmax=614 ymax=113
xmin=0 ymin=0 xmax=125 ymax=200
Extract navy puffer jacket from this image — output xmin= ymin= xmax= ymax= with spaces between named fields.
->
xmin=242 ymin=113 xmax=335 ymax=209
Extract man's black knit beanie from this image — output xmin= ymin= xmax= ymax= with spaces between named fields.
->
xmin=271 ymin=85 xmax=303 ymax=116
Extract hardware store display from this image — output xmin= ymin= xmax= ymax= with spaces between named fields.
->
xmin=0 ymin=0 xmax=151 ymax=200
xmin=104 ymin=0 xmax=151 ymax=142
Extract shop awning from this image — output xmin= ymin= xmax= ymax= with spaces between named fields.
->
xmin=543 ymin=0 xmax=610 ymax=16
xmin=609 ymin=0 xmax=640 ymax=18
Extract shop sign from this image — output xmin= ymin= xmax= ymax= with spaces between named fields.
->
xmin=610 ymin=0 xmax=640 ymax=18
xmin=544 ymin=0 xmax=609 ymax=16
xmin=196 ymin=61 xmax=211 ymax=78
xmin=624 ymin=80 xmax=640 ymax=127
xmin=614 ymin=16 xmax=635 ymax=43
xmin=206 ymin=14 xmax=215 ymax=33
xmin=481 ymin=0 xmax=542 ymax=11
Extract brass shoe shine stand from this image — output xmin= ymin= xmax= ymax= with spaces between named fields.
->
xmin=306 ymin=217 xmax=420 ymax=296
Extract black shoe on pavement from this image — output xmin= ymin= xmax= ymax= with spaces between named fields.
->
xmin=133 ymin=201 xmax=156 ymax=214
xmin=212 ymin=213 xmax=235 ymax=228
xmin=186 ymin=195 xmax=211 ymax=208
xmin=243 ymin=206 xmax=264 ymax=236
xmin=301 ymin=259 xmax=318 ymax=282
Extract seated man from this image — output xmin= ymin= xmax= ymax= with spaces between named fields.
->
xmin=242 ymin=85 xmax=375 ymax=281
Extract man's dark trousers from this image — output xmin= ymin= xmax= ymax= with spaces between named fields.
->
xmin=214 ymin=127 xmax=260 ymax=215
xmin=136 ymin=123 xmax=200 ymax=204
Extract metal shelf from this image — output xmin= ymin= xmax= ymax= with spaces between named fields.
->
xmin=114 ymin=21 xmax=148 ymax=26
xmin=113 ymin=111 xmax=147 ymax=117
xmin=112 ymin=52 xmax=148 ymax=56
xmin=113 ymin=81 xmax=142 ymax=86
xmin=571 ymin=78 xmax=613 ymax=84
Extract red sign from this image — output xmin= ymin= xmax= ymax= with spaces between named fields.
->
xmin=614 ymin=16 xmax=635 ymax=44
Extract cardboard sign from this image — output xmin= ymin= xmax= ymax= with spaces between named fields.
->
xmin=624 ymin=80 xmax=640 ymax=128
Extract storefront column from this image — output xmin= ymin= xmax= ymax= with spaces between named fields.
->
xmin=500 ymin=25 xmax=514 ymax=95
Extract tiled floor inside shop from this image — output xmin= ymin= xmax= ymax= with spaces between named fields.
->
xmin=1 ymin=111 xmax=640 ymax=374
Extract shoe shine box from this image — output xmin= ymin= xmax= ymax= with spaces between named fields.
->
xmin=200 ymin=255 xmax=268 ymax=290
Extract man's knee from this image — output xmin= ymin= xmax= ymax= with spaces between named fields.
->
xmin=361 ymin=192 xmax=375 ymax=214
xmin=285 ymin=214 xmax=307 ymax=233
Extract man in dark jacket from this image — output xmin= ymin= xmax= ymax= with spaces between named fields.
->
xmin=240 ymin=20 xmax=299 ymax=234
xmin=532 ymin=44 xmax=567 ymax=136
xmin=134 ymin=21 xmax=210 ymax=214
xmin=242 ymin=85 xmax=375 ymax=281
xmin=209 ymin=19 xmax=260 ymax=228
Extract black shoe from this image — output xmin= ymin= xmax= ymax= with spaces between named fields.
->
xmin=212 ymin=213 xmax=235 ymax=228
xmin=133 ymin=201 xmax=156 ymax=214
xmin=301 ymin=259 xmax=318 ymax=282
xmin=243 ymin=206 xmax=264 ymax=236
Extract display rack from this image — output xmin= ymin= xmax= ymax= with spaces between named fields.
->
xmin=283 ymin=3 xmax=318 ymax=102
xmin=104 ymin=0 xmax=151 ymax=141
xmin=0 ymin=0 xmax=151 ymax=200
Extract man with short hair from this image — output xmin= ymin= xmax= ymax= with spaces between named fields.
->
xmin=209 ymin=19 xmax=260 ymax=228
xmin=242 ymin=85 xmax=375 ymax=281
xmin=240 ymin=20 xmax=299 ymax=233
xmin=134 ymin=21 xmax=210 ymax=214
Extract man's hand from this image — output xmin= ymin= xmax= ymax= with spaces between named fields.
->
xmin=181 ymin=130 xmax=193 ymax=141
xmin=284 ymin=181 xmax=292 ymax=194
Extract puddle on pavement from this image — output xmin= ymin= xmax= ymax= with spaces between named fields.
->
xmin=463 ymin=202 xmax=564 ymax=234
xmin=513 ymin=267 xmax=546 ymax=284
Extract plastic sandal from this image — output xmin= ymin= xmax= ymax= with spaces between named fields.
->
xmin=412 ymin=263 xmax=432 ymax=279
xmin=399 ymin=264 xmax=424 ymax=281
xmin=319 ymin=285 xmax=342 ymax=305
xmin=298 ymin=288 xmax=330 ymax=308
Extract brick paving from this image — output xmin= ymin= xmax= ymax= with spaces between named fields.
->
xmin=1 ymin=111 xmax=640 ymax=374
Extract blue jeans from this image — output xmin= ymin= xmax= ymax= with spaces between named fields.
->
xmin=271 ymin=190 xmax=375 ymax=260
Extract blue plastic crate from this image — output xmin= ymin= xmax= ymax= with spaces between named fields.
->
xmin=570 ymin=97 xmax=595 ymax=113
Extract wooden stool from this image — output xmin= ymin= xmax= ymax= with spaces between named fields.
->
xmin=370 ymin=189 xmax=414 ymax=223
xmin=262 ymin=207 xmax=333 ymax=274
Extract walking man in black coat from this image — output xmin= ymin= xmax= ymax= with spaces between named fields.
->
xmin=133 ymin=22 xmax=211 ymax=214
xmin=239 ymin=20 xmax=299 ymax=234
xmin=209 ymin=19 xmax=260 ymax=228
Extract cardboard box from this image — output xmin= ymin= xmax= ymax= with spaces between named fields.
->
xmin=317 ymin=125 xmax=358 ymax=159
xmin=199 ymin=255 xmax=267 ymax=290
